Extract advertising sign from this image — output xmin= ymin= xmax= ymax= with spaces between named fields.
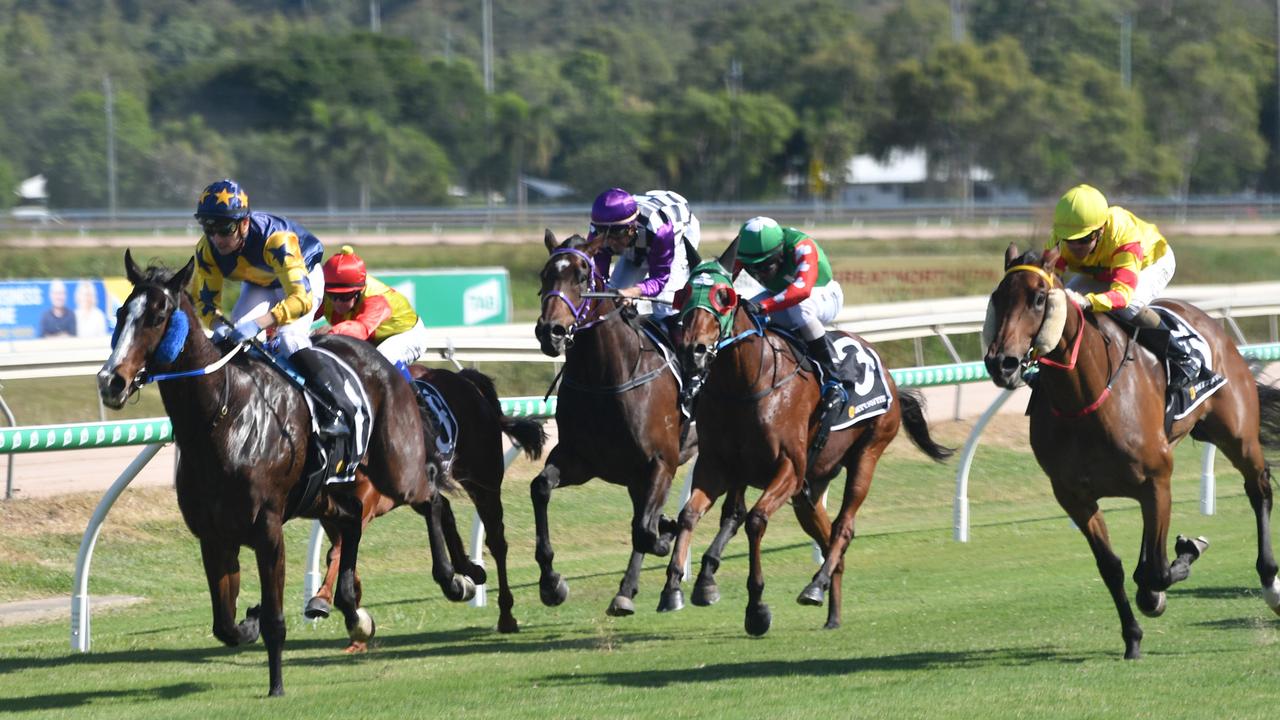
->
xmin=0 ymin=279 xmax=120 ymax=342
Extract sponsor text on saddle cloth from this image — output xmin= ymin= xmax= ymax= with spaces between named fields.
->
xmin=1151 ymin=306 xmax=1227 ymax=422
xmin=412 ymin=378 xmax=460 ymax=477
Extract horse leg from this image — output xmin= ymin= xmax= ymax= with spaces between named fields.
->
xmin=743 ymin=459 xmax=801 ymax=637
xmin=411 ymin=493 xmax=477 ymax=603
xmin=657 ymin=479 xmax=718 ymax=612
xmin=306 ymin=521 xmax=341 ymax=621
xmin=692 ymin=486 xmax=747 ymax=607
xmin=607 ymin=550 xmax=646 ymax=617
xmin=632 ymin=455 xmax=678 ymax=557
xmin=199 ymin=537 xmax=261 ymax=647
xmin=328 ymin=489 xmax=377 ymax=647
xmin=438 ymin=493 xmax=488 ymax=586
xmin=1201 ymin=421 xmax=1280 ymax=613
xmin=309 ymin=479 xmax=384 ymax=621
xmin=791 ymin=490 xmax=839 ymax=628
xmin=251 ymin=518 xmax=288 ymax=697
xmin=530 ymin=447 xmax=589 ymax=607
xmin=470 ymin=484 xmax=520 ymax=633
xmin=1061 ymin=497 xmax=1144 ymax=659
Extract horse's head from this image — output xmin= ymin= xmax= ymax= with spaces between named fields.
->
xmin=675 ymin=238 xmax=741 ymax=405
xmin=983 ymin=243 xmax=1068 ymax=389
xmin=97 ymin=249 xmax=197 ymax=409
xmin=535 ymin=229 xmax=606 ymax=356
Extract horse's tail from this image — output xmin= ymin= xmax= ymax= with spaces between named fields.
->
xmin=1257 ymin=381 xmax=1280 ymax=450
xmin=898 ymin=389 xmax=955 ymax=462
xmin=459 ymin=368 xmax=548 ymax=461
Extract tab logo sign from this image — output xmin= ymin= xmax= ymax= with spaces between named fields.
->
xmin=463 ymin=279 xmax=502 ymax=325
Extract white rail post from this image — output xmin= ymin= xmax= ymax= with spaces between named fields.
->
xmin=71 ymin=442 xmax=164 ymax=652
xmin=953 ymin=388 xmax=1015 ymax=542
xmin=303 ymin=520 xmax=326 ymax=621
xmin=1200 ymin=445 xmax=1216 ymax=516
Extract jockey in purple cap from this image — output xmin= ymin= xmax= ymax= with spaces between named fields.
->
xmin=588 ymin=188 xmax=701 ymax=329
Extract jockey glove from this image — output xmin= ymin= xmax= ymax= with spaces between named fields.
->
xmin=213 ymin=317 xmax=262 ymax=345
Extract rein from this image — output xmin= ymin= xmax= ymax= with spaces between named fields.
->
xmin=694 ymin=305 xmax=801 ymax=403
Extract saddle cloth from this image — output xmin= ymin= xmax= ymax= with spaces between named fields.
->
xmin=302 ymin=347 xmax=373 ymax=485
xmin=1151 ymin=307 xmax=1227 ymax=423
xmin=826 ymin=335 xmax=894 ymax=431
xmin=411 ymin=378 xmax=459 ymax=478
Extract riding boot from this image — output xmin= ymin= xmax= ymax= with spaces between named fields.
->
xmin=806 ymin=334 xmax=847 ymax=414
xmin=290 ymin=347 xmax=355 ymax=482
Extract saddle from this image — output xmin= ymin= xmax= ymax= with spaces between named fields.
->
xmin=1139 ymin=307 xmax=1227 ymax=432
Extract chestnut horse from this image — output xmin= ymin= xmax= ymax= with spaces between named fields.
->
xmin=306 ymin=365 xmax=546 ymax=640
xmin=658 ymin=240 xmax=954 ymax=635
xmin=96 ymin=252 xmax=473 ymax=695
xmin=532 ymin=230 xmax=697 ymax=616
xmin=984 ymin=244 xmax=1280 ymax=659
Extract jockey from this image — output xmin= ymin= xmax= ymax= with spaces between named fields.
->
xmin=733 ymin=216 xmax=846 ymax=422
xmin=317 ymin=245 xmax=429 ymax=379
xmin=1048 ymin=183 xmax=1223 ymax=394
xmin=191 ymin=178 xmax=355 ymax=478
xmin=588 ymin=187 xmax=700 ymax=336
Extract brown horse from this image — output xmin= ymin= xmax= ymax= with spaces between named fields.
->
xmin=306 ymin=364 xmax=546 ymax=641
xmin=984 ymin=244 xmax=1280 ymax=659
xmin=532 ymin=230 xmax=697 ymax=616
xmin=658 ymin=240 xmax=954 ymax=635
xmin=96 ymin=252 xmax=474 ymax=695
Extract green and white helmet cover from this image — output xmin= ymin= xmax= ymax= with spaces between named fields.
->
xmin=737 ymin=216 xmax=785 ymax=264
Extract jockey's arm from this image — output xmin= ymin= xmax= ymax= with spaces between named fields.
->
xmin=262 ymin=231 xmax=316 ymax=328
xmin=328 ymin=294 xmax=391 ymax=340
xmin=633 ymin=222 xmax=676 ymax=298
xmin=192 ymin=239 xmax=225 ymax=329
xmin=1082 ymin=243 xmax=1141 ymax=313
xmin=757 ymin=237 xmax=820 ymax=313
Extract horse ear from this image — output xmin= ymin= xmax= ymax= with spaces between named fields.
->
xmin=125 ymin=248 xmax=144 ymax=286
xmin=1042 ymin=247 xmax=1060 ymax=272
xmin=717 ymin=236 xmax=739 ymax=271
xmin=1003 ymin=243 xmax=1021 ymax=270
xmin=170 ymin=256 xmax=196 ymax=295
xmin=684 ymin=238 xmax=702 ymax=268
xmin=544 ymin=229 xmax=558 ymax=254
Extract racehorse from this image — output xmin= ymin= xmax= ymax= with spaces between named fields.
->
xmin=984 ymin=244 xmax=1280 ymax=659
xmin=306 ymin=364 xmax=546 ymax=641
xmin=657 ymin=239 xmax=954 ymax=635
xmin=96 ymin=251 xmax=475 ymax=696
xmin=532 ymin=230 xmax=698 ymax=616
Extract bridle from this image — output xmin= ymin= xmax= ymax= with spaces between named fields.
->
xmin=539 ymin=247 xmax=609 ymax=345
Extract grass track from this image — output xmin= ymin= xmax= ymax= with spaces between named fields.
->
xmin=3 ymin=423 xmax=1280 ymax=717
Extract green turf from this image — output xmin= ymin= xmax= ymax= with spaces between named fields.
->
xmin=2 ymin=432 xmax=1280 ymax=716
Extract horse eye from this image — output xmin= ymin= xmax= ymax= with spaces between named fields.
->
xmin=1034 ymin=290 xmax=1046 ymax=309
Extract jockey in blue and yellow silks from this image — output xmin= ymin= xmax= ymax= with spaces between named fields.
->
xmin=190 ymin=178 xmax=356 ymax=482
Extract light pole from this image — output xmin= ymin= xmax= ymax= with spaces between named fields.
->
xmin=103 ymin=75 xmax=116 ymax=221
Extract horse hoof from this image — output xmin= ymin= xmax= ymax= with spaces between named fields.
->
xmin=304 ymin=597 xmax=331 ymax=620
xmin=458 ymin=576 xmax=478 ymax=603
xmin=1175 ymin=534 xmax=1209 ymax=562
xmin=348 ymin=607 xmax=376 ymax=642
xmin=657 ymin=589 xmax=685 ymax=613
xmin=651 ymin=536 xmax=672 ymax=557
xmin=1136 ymin=590 xmax=1167 ymax=618
xmin=343 ymin=640 xmax=369 ymax=654
xmin=540 ymin=574 xmax=569 ymax=607
xmin=462 ymin=563 xmax=488 ymax=585
xmin=1124 ymin=642 xmax=1142 ymax=660
xmin=607 ymin=595 xmax=636 ymax=617
xmin=497 ymin=616 xmax=520 ymax=634
xmin=823 ymin=618 xmax=841 ymax=630
xmin=691 ymin=583 xmax=720 ymax=607
xmin=796 ymin=583 xmax=825 ymax=607
xmin=1262 ymin=577 xmax=1280 ymax=614
xmin=744 ymin=604 xmax=772 ymax=636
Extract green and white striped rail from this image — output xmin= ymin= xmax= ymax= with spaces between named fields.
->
xmin=6 ymin=342 xmax=1279 ymax=454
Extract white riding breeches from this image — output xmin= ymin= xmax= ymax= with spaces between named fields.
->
xmin=374 ymin=317 xmax=430 ymax=366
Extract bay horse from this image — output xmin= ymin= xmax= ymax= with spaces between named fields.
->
xmin=532 ymin=229 xmax=698 ymax=616
xmin=658 ymin=240 xmax=954 ymax=635
xmin=984 ymin=244 xmax=1280 ymax=659
xmin=306 ymin=364 xmax=546 ymax=640
xmin=96 ymin=251 xmax=475 ymax=696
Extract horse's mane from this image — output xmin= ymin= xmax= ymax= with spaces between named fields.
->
xmin=141 ymin=263 xmax=181 ymax=284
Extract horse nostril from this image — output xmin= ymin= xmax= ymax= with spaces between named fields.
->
xmin=549 ymin=325 xmax=567 ymax=340
xmin=1000 ymin=356 xmax=1021 ymax=374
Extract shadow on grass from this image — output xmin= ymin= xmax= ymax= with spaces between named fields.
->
xmin=538 ymin=647 xmax=1091 ymax=688
xmin=0 ymin=681 xmax=208 ymax=713
xmin=1176 ymin=585 xmax=1260 ymax=601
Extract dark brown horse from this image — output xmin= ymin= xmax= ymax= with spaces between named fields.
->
xmin=96 ymin=252 xmax=474 ymax=695
xmin=984 ymin=244 xmax=1280 ymax=658
xmin=658 ymin=240 xmax=953 ymax=635
xmin=306 ymin=364 xmax=546 ymax=641
xmin=532 ymin=230 xmax=697 ymax=616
